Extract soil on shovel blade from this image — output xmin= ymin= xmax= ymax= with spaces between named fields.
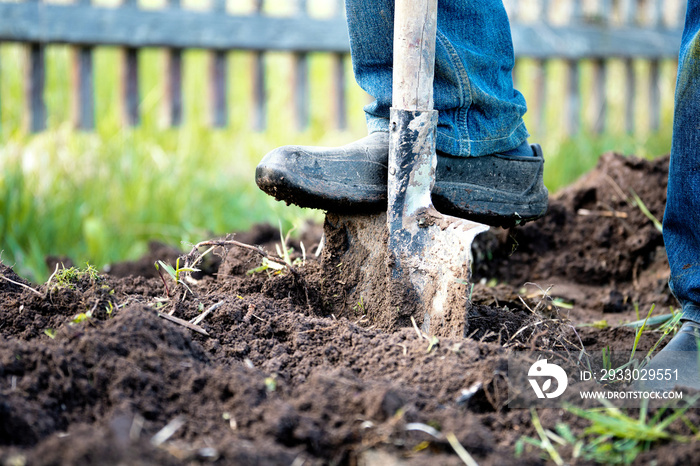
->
xmin=2 ymin=152 xmax=699 ymax=465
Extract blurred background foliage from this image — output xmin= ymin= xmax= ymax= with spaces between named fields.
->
xmin=0 ymin=24 xmax=676 ymax=282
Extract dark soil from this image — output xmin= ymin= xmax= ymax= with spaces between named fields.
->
xmin=1 ymin=152 xmax=696 ymax=465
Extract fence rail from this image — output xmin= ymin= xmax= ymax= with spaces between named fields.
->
xmin=0 ymin=0 xmax=687 ymax=134
xmin=0 ymin=2 xmax=350 ymax=51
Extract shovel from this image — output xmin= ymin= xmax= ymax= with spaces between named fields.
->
xmin=386 ymin=0 xmax=488 ymax=337
xmin=322 ymin=0 xmax=487 ymax=338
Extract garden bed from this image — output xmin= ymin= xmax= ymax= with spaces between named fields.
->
xmin=1 ymin=152 xmax=697 ymax=465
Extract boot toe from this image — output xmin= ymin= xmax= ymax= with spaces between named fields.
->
xmin=637 ymin=321 xmax=700 ymax=392
xmin=255 ymin=136 xmax=388 ymax=212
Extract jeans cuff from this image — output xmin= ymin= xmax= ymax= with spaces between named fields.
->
xmin=681 ymin=303 xmax=700 ymax=325
xmin=365 ymin=114 xmax=529 ymax=157
xmin=366 ymin=115 xmax=390 ymax=134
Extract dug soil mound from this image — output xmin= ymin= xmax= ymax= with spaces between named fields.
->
xmin=2 ymin=152 xmax=699 ymax=465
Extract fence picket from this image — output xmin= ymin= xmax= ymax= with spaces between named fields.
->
xmin=27 ymin=43 xmax=46 ymax=132
xmin=163 ymin=0 xmax=183 ymax=127
xmin=293 ymin=0 xmax=309 ymax=130
xmin=529 ymin=59 xmax=546 ymax=134
xmin=122 ymin=47 xmax=140 ymax=126
xmin=293 ymin=52 xmax=309 ymax=130
xmin=166 ymin=49 xmax=183 ymax=127
xmin=211 ymin=0 xmax=228 ymax=128
xmin=564 ymin=1 xmax=582 ymax=135
xmin=73 ymin=46 xmax=95 ymax=130
xmin=72 ymin=0 xmax=94 ymax=130
xmin=648 ymin=0 xmax=663 ymax=132
xmin=120 ymin=0 xmax=140 ymax=126
xmin=649 ymin=59 xmax=660 ymax=131
xmin=211 ymin=51 xmax=228 ymax=127
xmin=592 ymin=0 xmax=612 ymax=134
xmin=566 ymin=60 xmax=580 ymax=135
xmin=252 ymin=0 xmax=267 ymax=131
xmin=333 ymin=0 xmax=347 ymax=129
xmin=334 ymin=53 xmax=347 ymax=129
xmin=624 ymin=0 xmax=636 ymax=133
xmin=591 ymin=58 xmax=607 ymax=133
xmin=252 ymin=52 xmax=266 ymax=131
xmin=24 ymin=0 xmax=45 ymax=132
xmin=531 ymin=0 xmax=549 ymax=135
xmin=624 ymin=57 xmax=636 ymax=133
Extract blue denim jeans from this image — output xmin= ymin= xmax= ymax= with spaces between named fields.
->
xmin=345 ymin=0 xmax=529 ymax=157
xmin=664 ymin=1 xmax=700 ymax=323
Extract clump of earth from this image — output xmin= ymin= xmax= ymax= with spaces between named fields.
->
xmin=2 ymin=152 xmax=698 ymax=465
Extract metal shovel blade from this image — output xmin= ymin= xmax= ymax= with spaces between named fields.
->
xmin=387 ymin=108 xmax=488 ymax=337
xmin=388 ymin=0 xmax=488 ymax=337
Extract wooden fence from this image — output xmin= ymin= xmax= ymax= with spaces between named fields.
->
xmin=505 ymin=0 xmax=686 ymax=135
xmin=0 ymin=0 xmax=687 ymax=135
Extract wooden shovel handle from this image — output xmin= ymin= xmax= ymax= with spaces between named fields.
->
xmin=392 ymin=0 xmax=438 ymax=111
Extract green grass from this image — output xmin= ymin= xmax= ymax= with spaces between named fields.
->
xmin=518 ymin=398 xmax=698 ymax=465
xmin=0 ymin=44 xmax=675 ymax=282
xmin=48 ymin=262 xmax=101 ymax=290
xmin=0 ymin=44 xmax=367 ymax=281
xmin=516 ymin=313 xmax=695 ymax=465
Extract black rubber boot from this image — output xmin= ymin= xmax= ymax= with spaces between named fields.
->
xmin=433 ymin=144 xmax=548 ymax=227
xmin=255 ymin=133 xmax=388 ymax=213
xmin=638 ymin=321 xmax=700 ymax=392
xmin=255 ymin=132 xmax=548 ymax=227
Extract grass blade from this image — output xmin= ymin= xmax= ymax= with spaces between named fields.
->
xmin=630 ymin=189 xmax=662 ymax=232
xmin=446 ymin=432 xmax=480 ymax=466
xmin=530 ymin=408 xmax=564 ymax=465
xmin=631 ymin=304 xmax=655 ymax=362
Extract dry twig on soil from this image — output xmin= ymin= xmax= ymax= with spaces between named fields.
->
xmin=577 ymin=208 xmax=628 ymax=219
xmin=158 ymin=312 xmax=209 ymax=336
xmin=190 ymin=300 xmax=225 ymax=326
xmin=0 ymin=275 xmax=43 ymax=297
xmin=410 ymin=316 xmax=429 ymax=340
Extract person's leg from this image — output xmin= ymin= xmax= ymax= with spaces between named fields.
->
xmin=640 ymin=1 xmax=700 ymax=392
xmin=256 ymin=0 xmax=547 ymax=226
xmin=664 ymin=0 xmax=700 ymax=324
xmin=346 ymin=0 xmax=530 ymax=157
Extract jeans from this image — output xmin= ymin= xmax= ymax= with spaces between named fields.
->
xmin=345 ymin=0 xmax=529 ymax=157
xmin=664 ymin=0 xmax=700 ymax=323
